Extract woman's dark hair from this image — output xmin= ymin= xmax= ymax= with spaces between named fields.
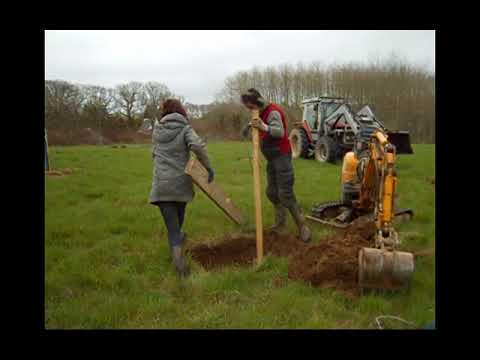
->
xmin=160 ymin=98 xmax=188 ymax=118
xmin=241 ymin=88 xmax=265 ymax=107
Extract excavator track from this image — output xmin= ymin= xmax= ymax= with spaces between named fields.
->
xmin=308 ymin=201 xmax=352 ymax=228
xmin=307 ymin=201 xmax=414 ymax=229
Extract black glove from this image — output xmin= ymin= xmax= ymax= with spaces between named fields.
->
xmin=207 ymin=168 xmax=215 ymax=183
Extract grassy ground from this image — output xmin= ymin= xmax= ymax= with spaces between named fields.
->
xmin=45 ymin=142 xmax=435 ymax=329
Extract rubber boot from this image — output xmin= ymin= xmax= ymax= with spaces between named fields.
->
xmin=169 ymin=232 xmax=188 ymax=261
xmin=171 ymin=245 xmax=190 ymax=277
xmin=269 ymin=204 xmax=287 ymax=233
xmin=288 ymin=204 xmax=312 ymax=243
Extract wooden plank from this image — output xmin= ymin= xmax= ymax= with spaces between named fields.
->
xmin=185 ymin=158 xmax=245 ymax=225
xmin=251 ymin=109 xmax=264 ymax=264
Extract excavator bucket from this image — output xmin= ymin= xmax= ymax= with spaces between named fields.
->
xmin=386 ymin=130 xmax=414 ymax=154
xmin=358 ymin=248 xmax=415 ymax=290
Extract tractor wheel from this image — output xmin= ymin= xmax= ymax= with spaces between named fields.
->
xmin=315 ymin=136 xmax=339 ymax=163
xmin=289 ymin=128 xmax=310 ymax=159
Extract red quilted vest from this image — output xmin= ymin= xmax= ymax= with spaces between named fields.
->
xmin=259 ymin=103 xmax=292 ymax=155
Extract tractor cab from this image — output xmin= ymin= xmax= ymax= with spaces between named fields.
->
xmin=302 ymin=97 xmax=344 ymax=139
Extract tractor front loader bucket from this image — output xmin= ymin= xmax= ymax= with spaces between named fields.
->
xmin=386 ymin=130 xmax=414 ymax=154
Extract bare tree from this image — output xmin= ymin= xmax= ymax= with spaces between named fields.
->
xmin=81 ymin=85 xmax=114 ymax=144
xmin=45 ymin=80 xmax=84 ymax=133
xmin=141 ymin=81 xmax=172 ymax=119
xmin=114 ymin=81 xmax=144 ymax=128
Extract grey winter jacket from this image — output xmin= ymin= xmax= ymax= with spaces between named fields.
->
xmin=149 ymin=112 xmax=212 ymax=204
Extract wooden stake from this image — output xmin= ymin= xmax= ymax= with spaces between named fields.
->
xmin=251 ymin=110 xmax=263 ymax=264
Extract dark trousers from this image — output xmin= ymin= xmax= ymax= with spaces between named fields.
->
xmin=265 ymin=153 xmax=297 ymax=209
xmin=157 ymin=201 xmax=187 ymax=247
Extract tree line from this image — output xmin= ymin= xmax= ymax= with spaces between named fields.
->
xmin=45 ymin=80 xmax=172 ymax=131
xmin=217 ymin=55 xmax=435 ymax=143
xmin=44 ymin=80 xmax=213 ymax=144
xmin=45 ymin=55 xmax=435 ymax=144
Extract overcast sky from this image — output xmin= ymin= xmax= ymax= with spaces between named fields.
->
xmin=45 ymin=30 xmax=435 ymax=104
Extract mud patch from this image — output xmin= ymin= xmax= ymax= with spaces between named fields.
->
xmin=189 ymin=219 xmax=377 ymax=294
xmin=45 ymin=168 xmax=73 ymax=177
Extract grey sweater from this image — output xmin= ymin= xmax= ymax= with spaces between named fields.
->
xmin=149 ymin=112 xmax=211 ymax=204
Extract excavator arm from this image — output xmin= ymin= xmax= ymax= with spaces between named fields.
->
xmin=357 ymin=130 xmax=399 ymax=248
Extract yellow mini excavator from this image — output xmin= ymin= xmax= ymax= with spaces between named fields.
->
xmin=309 ymin=122 xmax=415 ymax=290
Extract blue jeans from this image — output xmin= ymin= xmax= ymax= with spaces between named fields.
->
xmin=157 ymin=201 xmax=187 ymax=247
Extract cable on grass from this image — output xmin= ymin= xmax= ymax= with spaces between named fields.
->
xmin=375 ymin=315 xmax=416 ymax=329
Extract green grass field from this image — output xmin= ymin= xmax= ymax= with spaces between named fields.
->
xmin=45 ymin=142 xmax=435 ymax=329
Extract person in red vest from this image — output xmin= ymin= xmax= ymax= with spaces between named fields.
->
xmin=241 ymin=88 xmax=312 ymax=242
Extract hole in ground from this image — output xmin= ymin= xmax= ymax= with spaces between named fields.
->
xmin=189 ymin=232 xmax=308 ymax=270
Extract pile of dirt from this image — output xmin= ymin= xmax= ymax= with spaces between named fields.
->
xmin=288 ymin=220 xmax=375 ymax=292
xmin=45 ymin=168 xmax=73 ymax=177
xmin=189 ymin=219 xmax=377 ymax=294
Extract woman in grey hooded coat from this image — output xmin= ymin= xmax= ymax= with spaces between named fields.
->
xmin=150 ymin=98 xmax=214 ymax=277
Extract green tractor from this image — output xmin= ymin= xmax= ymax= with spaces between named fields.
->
xmin=288 ymin=97 xmax=413 ymax=163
